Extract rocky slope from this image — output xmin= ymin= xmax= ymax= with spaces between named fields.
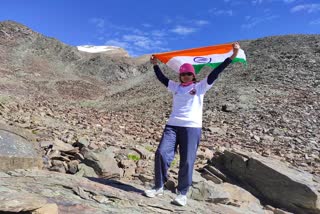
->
xmin=0 ymin=20 xmax=149 ymax=99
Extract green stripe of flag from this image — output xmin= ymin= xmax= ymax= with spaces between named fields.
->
xmin=193 ymin=58 xmax=247 ymax=74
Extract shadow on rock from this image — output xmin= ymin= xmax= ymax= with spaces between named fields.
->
xmin=87 ymin=177 xmax=144 ymax=194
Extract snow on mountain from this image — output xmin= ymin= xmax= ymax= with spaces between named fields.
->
xmin=77 ymin=45 xmax=124 ymax=53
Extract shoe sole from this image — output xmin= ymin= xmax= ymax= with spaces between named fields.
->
xmin=144 ymin=193 xmax=164 ymax=198
xmin=172 ymin=200 xmax=186 ymax=206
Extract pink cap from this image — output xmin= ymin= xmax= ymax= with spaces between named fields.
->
xmin=179 ymin=63 xmax=195 ymax=76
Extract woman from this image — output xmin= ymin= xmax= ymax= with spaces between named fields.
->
xmin=144 ymin=42 xmax=241 ymax=206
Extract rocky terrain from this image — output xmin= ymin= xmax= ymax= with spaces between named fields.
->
xmin=0 ymin=20 xmax=319 ymax=213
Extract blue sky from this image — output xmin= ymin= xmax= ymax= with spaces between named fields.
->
xmin=0 ymin=0 xmax=319 ymax=56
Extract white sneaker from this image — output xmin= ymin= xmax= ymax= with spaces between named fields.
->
xmin=172 ymin=193 xmax=187 ymax=206
xmin=144 ymin=187 xmax=164 ymax=198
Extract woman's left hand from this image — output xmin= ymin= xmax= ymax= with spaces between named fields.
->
xmin=233 ymin=42 xmax=240 ymax=50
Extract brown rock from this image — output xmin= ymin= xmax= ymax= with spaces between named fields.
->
xmin=205 ymin=165 xmax=228 ymax=182
xmin=32 ymin=203 xmax=59 ymax=214
xmin=214 ymin=150 xmax=320 ymax=214
xmin=138 ymin=174 xmax=153 ymax=183
xmin=132 ymin=145 xmax=153 ymax=160
xmin=67 ymin=160 xmax=79 ymax=174
xmin=52 ymin=138 xmax=74 ymax=152
xmin=82 ymin=148 xmax=121 ymax=179
xmin=0 ymin=191 xmax=47 ymax=212
xmin=165 ymin=179 xmax=177 ymax=192
xmin=274 ymin=208 xmax=294 ymax=214
xmin=201 ymin=168 xmax=223 ymax=184
xmin=0 ymin=129 xmax=43 ymax=171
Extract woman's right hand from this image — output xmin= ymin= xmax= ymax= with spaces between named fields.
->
xmin=150 ymin=55 xmax=158 ymax=65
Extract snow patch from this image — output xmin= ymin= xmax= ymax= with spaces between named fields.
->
xmin=77 ymin=45 xmax=122 ymax=53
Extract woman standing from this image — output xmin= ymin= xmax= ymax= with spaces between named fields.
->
xmin=145 ymin=42 xmax=241 ymax=206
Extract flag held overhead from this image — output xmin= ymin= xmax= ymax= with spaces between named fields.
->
xmin=153 ymin=43 xmax=246 ymax=74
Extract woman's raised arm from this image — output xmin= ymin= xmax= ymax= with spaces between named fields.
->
xmin=151 ymin=55 xmax=169 ymax=87
xmin=207 ymin=42 xmax=240 ymax=85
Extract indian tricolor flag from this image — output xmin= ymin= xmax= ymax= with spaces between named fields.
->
xmin=153 ymin=43 xmax=246 ymax=74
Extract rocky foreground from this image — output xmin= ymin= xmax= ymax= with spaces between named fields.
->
xmin=1 ymin=122 xmax=320 ymax=214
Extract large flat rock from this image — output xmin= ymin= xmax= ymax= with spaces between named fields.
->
xmin=213 ymin=150 xmax=320 ymax=214
xmin=0 ymin=169 xmax=268 ymax=214
xmin=0 ymin=124 xmax=42 ymax=171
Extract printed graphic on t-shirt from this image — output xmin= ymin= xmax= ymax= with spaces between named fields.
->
xmin=189 ymin=88 xmax=196 ymax=95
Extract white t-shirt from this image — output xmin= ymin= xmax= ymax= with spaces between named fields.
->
xmin=166 ymin=78 xmax=213 ymax=128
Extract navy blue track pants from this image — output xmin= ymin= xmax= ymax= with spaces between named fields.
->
xmin=154 ymin=125 xmax=201 ymax=195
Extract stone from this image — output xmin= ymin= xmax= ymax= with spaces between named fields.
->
xmin=265 ymin=205 xmax=275 ymax=211
xmin=274 ymin=208 xmax=294 ymax=214
xmin=32 ymin=203 xmax=59 ymax=214
xmin=67 ymin=160 xmax=79 ymax=174
xmin=203 ymin=148 xmax=214 ymax=160
xmin=81 ymin=148 xmax=121 ymax=179
xmin=165 ymin=178 xmax=177 ymax=192
xmin=72 ymin=186 xmax=91 ymax=200
xmin=0 ymin=129 xmax=43 ymax=171
xmin=133 ymin=145 xmax=154 ymax=160
xmin=75 ymin=163 xmax=98 ymax=178
xmin=192 ymin=170 xmax=206 ymax=184
xmin=205 ymin=165 xmax=228 ymax=182
xmin=189 ymin=180 xmax=265 ymax=213
xmin=138 ymin=174 xmax=153 ymax=183
xmin=0 ymin=190 xmax=47 ymax=212
xmin=207 ymin=127 xmax=227 ymax=136
xmin=137 ymin=160 xmax=149 ymax=168
xmin=76 ymin=137 xmax=90 ymax=148
xmin=39 ymin=141 xmax=52 ymax=148
xmin=201 ymin=168 xmax=223 ymax=184
xmin=120 ymin=159 xmax=136 ymax=178
xmin=92 ymin=195 xmax=110 ymax=204
xmin=221 ymin=103 xmax=236 ymax=112
xmin=120 ymin=159 xmax=136 ymax=168
xmin=50 ymin=165 xmax=66 ymax=173
xmin=88 ymin=142 xmax=99 ymax=150
xmin=52 ymin=138 xmax=74 ymax=152
xmin=213 ymin=150 xmax=320 ymax=214
xmin=123 ymin=167 xmax=136 ymax=178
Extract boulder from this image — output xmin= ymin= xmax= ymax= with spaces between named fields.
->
xmin=190 ymin=171 xmax=265 ymax=213
xmin=212 ymin=150 xmax=320 ymax=214
xmin=0 ymin=168 xmax=267 ymax=214
xmin=0 ymin=124 xmax=43 ymax=171
xmin=81 ymin=147 xmax=121 ymax=179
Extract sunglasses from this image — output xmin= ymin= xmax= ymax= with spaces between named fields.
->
xmin=180 ymin=72 xmax=194 ymax=77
